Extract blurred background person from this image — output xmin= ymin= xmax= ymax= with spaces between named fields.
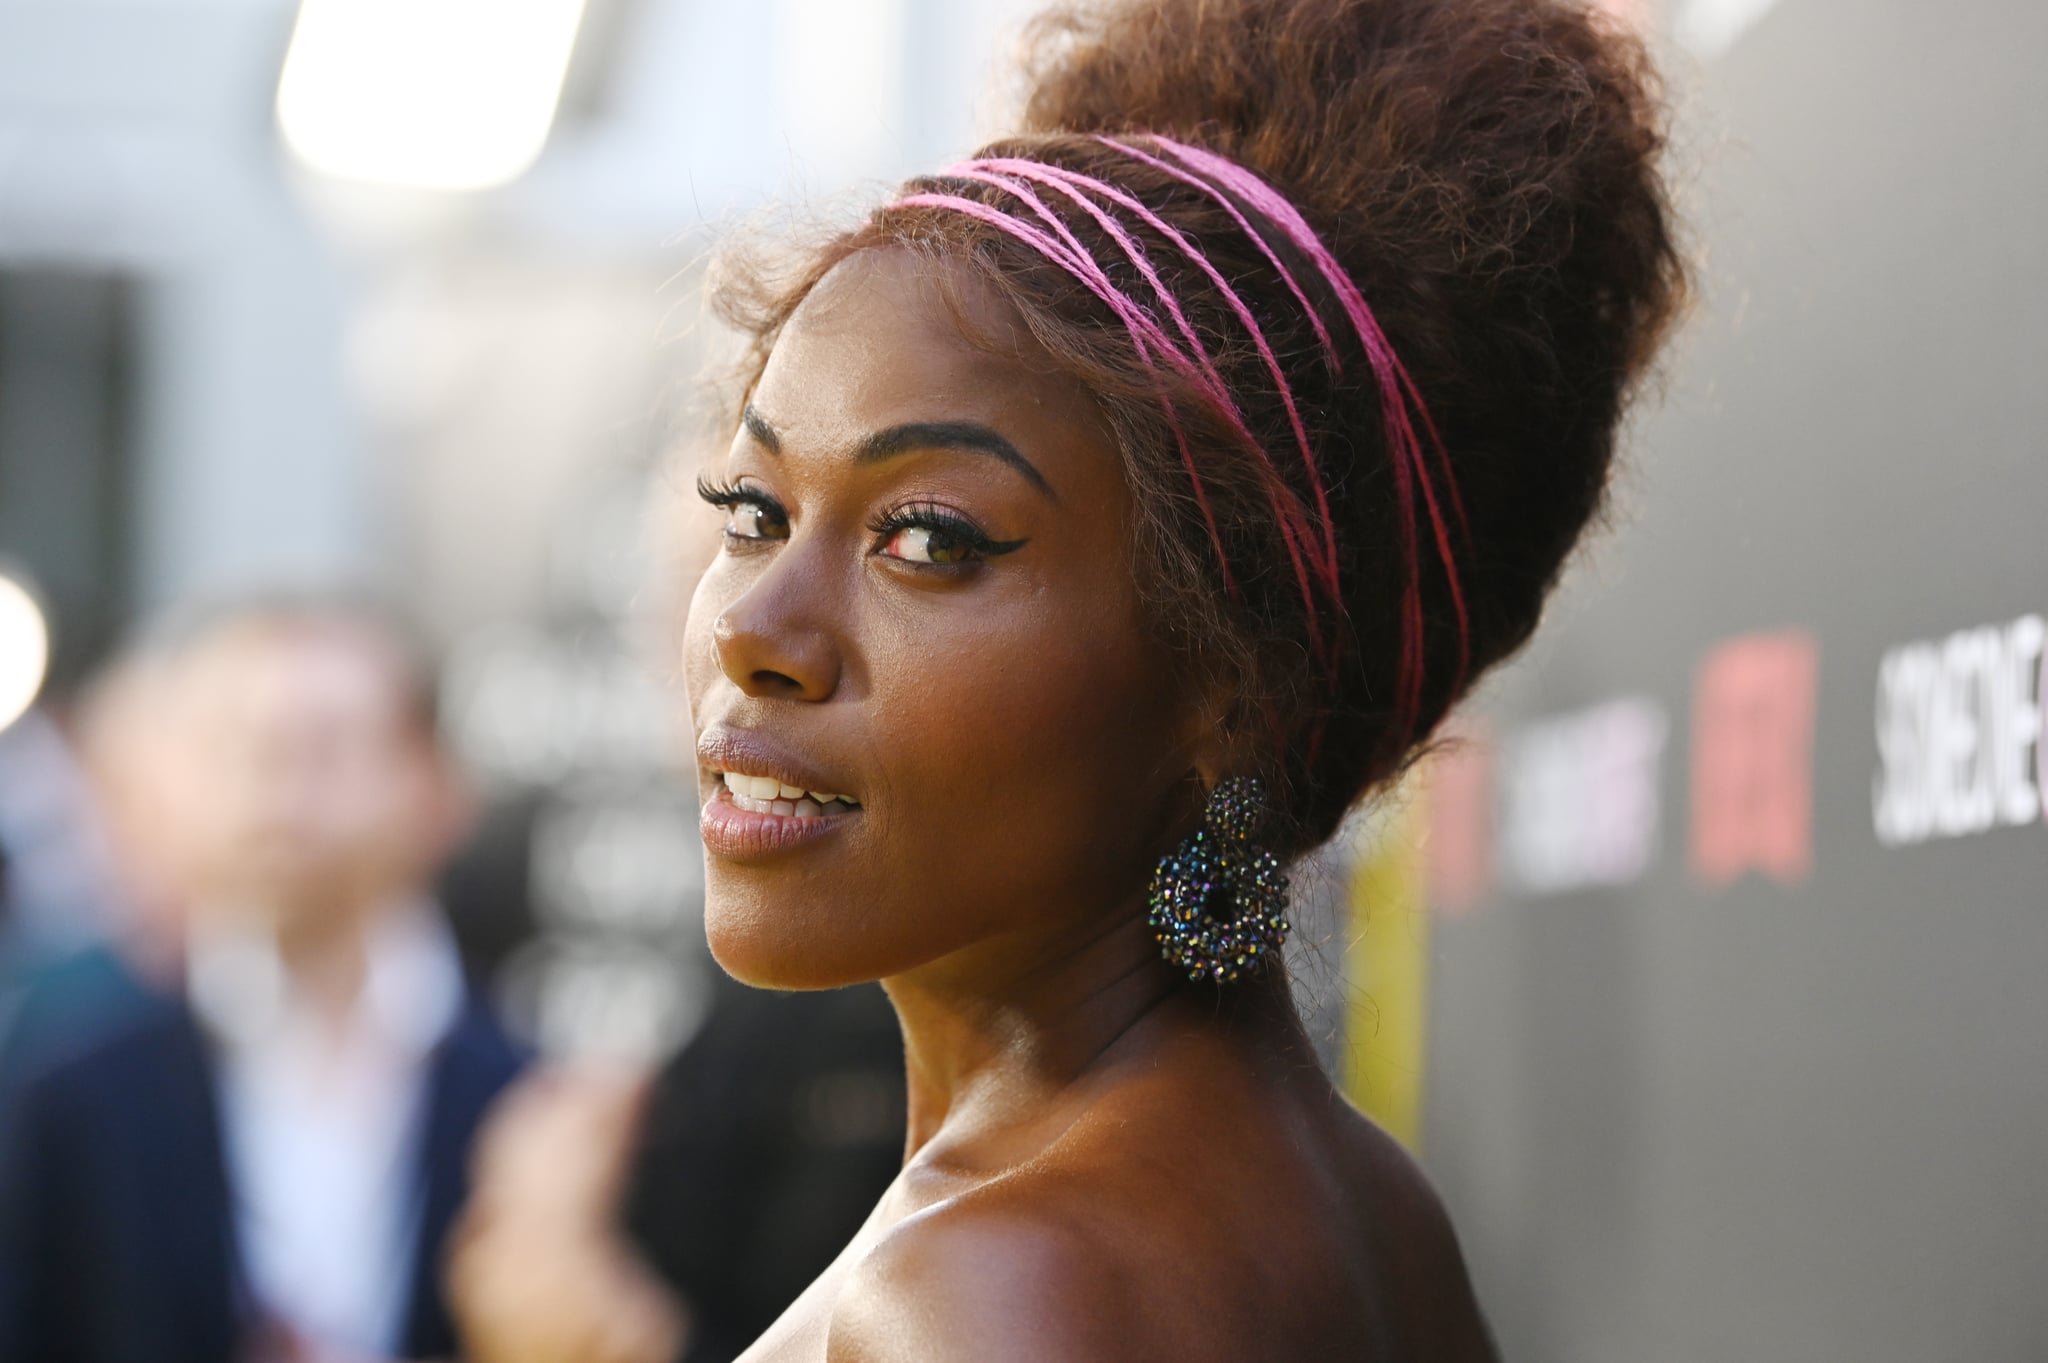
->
xmin=0 ymin=699 xmax=114 ymax=971
xmin=0 ymin=649 xmax=204 ymax=1080
xmin=0 ymin=597 xmax=527 ymax=1363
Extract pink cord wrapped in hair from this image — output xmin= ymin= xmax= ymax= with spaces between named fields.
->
xmin=888 ymin=133 xmax=1471 ymax=760
xmin=892 ymin=188 xmax=1242 ymax=604
xmin=1139 ymin=136 xmax=1473 ymax=712
xmin=932 ymin=160 xmax=1336 ymax=668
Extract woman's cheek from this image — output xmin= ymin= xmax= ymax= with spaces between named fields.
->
xmin=680 ymin=560 xmax=731 ymax=724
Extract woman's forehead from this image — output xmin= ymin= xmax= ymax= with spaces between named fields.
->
xmin=753 ymin=248 xmax=1111 ymax=463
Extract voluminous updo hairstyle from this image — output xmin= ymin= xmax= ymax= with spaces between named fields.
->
xmin=717 ymin=0 xmax=1686 ymax=859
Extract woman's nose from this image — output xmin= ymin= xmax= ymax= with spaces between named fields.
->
xmin=710 ymin=564 xmax=841 ymax=702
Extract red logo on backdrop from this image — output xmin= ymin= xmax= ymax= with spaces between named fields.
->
xmin=1690 ymin=630 xmax=1820 ymax=886
xmin=1426 ymin=729 xmax=1494 ymax=915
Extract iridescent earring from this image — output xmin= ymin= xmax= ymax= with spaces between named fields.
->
xmin=1147 ymin=776 xmax=1291 ymax=984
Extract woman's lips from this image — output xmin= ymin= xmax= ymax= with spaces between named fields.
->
xmin=700 ymin=783 xmax=859 ymax=861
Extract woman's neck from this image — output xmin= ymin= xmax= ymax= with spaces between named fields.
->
xmin=883 ymin=907 xmax=1309 ymax=1163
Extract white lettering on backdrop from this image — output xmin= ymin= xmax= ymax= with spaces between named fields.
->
xmin=1499 ymin=696 xmax=1668 ymax=896
xmin=1873 ymin=614 xmax=2045 ymax=846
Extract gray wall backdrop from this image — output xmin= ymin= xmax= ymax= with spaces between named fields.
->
xmin=1420 ymin=2 xmax=2048 ymax=1360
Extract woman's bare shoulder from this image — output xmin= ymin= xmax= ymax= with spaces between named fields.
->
xmin=822 ymin=1190 xmax=1146 ymax=1363
xmin=822 ymin=1073 xmax=1496 ymax=1363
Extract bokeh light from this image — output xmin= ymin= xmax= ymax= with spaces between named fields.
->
xmin=0 ymin=571 xmax=50 ymax=734
xmin=277 ymin=0 xmax=590 ymax=191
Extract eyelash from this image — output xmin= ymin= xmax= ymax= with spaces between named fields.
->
xmin=696 ymin=477 xmax=786 ymax=535
xmin=866 ymin=502 xmax=1024 ymax=566
xmin=693 ymin=478 xmax=1024 ymax=567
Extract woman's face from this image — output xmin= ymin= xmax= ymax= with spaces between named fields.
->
xmin=683 ymin=248 xmax=1205 ymax=990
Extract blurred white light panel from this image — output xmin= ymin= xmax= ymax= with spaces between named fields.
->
xmin=1677 ymin=0 xmax=1787 ymax=60
xmin=277 ymin=0 xmax=590 ymax=191
xmin=0 ymin=573 xmax=49 ymax=734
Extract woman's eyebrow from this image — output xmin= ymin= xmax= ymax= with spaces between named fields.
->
xmin=741 ymin=403 xmax=1058 ymax=503
xmin=857 ymin=421 xmax=1059 ymax=502
xmin=740 ymin=404 xmax=781 ymax=454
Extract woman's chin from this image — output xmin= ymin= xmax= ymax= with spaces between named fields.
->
xmin=703 ymin=902 xmax=884 ymax=992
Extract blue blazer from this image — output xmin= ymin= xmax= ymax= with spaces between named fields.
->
xmin=0 ymin=987 xmax=527 ymax=1363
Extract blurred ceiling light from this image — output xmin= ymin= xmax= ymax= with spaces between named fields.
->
xmin=276 ymin=0 xmax=590 ymax=192
xmin=1677 ymin=0 xmax=1785 ymax=59
xmin=0 ymin=572 xmax=50 ymax=735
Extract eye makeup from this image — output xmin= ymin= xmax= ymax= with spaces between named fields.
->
xmin=696 ymin=476 xmax=1026 ymax=569
xmin=868 ymin=501 xmax=1026 ymax=567
xmin=696 ymin=476 xmax=789 ymax=543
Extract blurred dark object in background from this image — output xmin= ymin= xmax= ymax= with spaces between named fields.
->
xmin=626 ymin=979 xmax=905 ymax=1363
xmin=448 ymin=978 xmax=905 ymax=1363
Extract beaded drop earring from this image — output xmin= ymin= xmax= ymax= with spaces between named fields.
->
xmin=1146 ymin=777 xmax=1291 ymax=984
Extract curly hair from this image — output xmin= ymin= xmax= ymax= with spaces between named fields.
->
xmin=715 ymin=0 xmax=1687 ymax=858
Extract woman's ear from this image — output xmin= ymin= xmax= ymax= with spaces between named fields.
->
xmin=1176 ymin=671 xmax=1254 ymax=794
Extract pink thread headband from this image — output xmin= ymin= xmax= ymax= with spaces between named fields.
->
xmin=888 ymin=134 xmax=1470 ymax=759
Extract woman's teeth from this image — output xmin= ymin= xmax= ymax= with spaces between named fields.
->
xmin=719 ymin=771 xmax=858 ymax=818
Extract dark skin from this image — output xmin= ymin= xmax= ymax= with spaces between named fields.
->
xmin=684 ymin=247 xmax=1497 ymax=1363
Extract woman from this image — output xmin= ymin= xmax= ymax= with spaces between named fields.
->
xmin=684 ymin=0 xmax=1680 ymax=1358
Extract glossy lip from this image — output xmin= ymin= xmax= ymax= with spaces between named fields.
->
xmin=696 ymin=726 xmax=862 ymax=863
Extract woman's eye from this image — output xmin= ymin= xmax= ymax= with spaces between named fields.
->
xmin=879 ymin=525 xmax=976 ymax=565
xmin=725 ymin=500 xmax=787 ymax=542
